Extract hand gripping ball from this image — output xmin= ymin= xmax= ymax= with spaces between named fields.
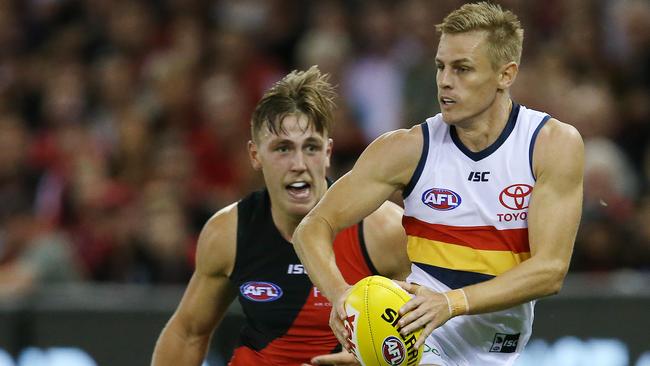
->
xmin=344 ymin=276 xmax=424 ymax=366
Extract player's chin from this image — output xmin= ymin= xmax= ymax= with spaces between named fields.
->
xmin=285 ymin=201 xmax=317 ymax=217
xmin=441 ymin=111 xmax=462 ymax=125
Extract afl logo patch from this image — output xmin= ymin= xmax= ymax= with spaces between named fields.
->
xmin=499 ymin=184 xmax=533 ymax=210
xmin=422 ymin=188 xmax=461 ymax=211
xmin=382 ymin=336 xmax=406 ymax=365
xmin=240 ymin=281 xmax=283 ymax=302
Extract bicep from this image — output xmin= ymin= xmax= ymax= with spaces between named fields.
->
xmin=172 ymin=204 xmax=238 ymax=337
xmin=528 ymin=122 xmax=584 ymax=265
xmin=317 ymin=170 xmax=398 ymax=233
xmin=312 ymin=128 xmax=422 ymax=233
xmin=173 ymin=271 xmax=237 ymax=338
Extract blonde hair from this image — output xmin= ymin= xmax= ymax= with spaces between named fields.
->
xmin=436 ymin=2 xmax=524 ymax=68
xmin=251 ymin=65 xmax=336 ymax=142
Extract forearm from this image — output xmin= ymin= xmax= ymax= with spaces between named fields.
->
xmin=151 ymin=320 xmax=211 ymax=366
xmin=293 ymin=215 xmax=349 ymax=300
xmin=462 ymin=257 xmax=567 ymax=315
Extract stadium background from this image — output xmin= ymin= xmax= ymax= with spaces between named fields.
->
xmin=0 ymin=0 xmax=648 ymax=365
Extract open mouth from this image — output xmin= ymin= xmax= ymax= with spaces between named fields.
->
xmin=440 ymin=97 xmax=456 ymax=106
xmin=286 ymin=181 xmax=311 ymax=200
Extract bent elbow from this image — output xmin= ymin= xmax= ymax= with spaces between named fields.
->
xmin=544 ymin=261 xmax=569 ymax=296
xmin=546 ymin=279 xmax=562 ymax=296
xmin=292 ymin=214 xmax=334 ymax=247
xmin=291 ymin=218 xmax=311 ymax=249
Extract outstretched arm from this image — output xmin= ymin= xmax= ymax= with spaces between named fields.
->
xmin=463 ymin=119 xmax=583 ymax=310
xmin=152 ymin=204 xmax=238 ymax=366
xmin=292 ymin=126 xmax=422 ymax=347
xmin=293 ymin=127 xmax=421 ymax=301
xmin=397 ymin=119 xmax=584 ymax=347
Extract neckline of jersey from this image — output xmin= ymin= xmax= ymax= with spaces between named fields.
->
xmin=449 ymin=102 xmax=521 ymax=162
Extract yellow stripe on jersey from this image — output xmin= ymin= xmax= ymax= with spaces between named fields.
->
xmin=407 ymin=236 xmax=531 ymax=277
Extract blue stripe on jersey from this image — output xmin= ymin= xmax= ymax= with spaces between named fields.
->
xmin=450 ymin=103 xmax=521 ymax=162
xmin=528 ymin=115 xmax=551 ymax=180
xmin=413 ymin=262 xmax=495 ymax=289
xmin=403 ymin=122 xmax=430 ymax=199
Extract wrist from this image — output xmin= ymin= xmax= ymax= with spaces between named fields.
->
xmin=442 ymin=288 xmax=469 ymax=317
xmin=326 ymin=282 xmax=350 ymax=302
xmin=334 ymin=284 xmax=351 ymax=300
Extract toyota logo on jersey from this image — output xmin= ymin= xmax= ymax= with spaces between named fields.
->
xmin=499 ymin=184 xmax=533 ymax=210
xmin=422 ymin=188 xmax=462 ymax=211
xmin=240 ymin=281 xmax=283 ymax=302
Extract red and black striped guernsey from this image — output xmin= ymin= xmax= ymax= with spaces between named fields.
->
xmin=227 ymin=189 xmax=377 ymax=365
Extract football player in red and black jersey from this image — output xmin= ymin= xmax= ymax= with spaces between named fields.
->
xmin=151 ymin=66 xmax=409 ymax=366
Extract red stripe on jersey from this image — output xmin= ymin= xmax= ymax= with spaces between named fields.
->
xmin=334 ymin=223 xmax=373 ymax=282
xmin=229 ymin=224 xmax=371 ymax=366
xmin=229 ymin=346 xmax=272 ymax=366
xmin=229 ymin=289 xmax=337 ymax=365
xmin=402 ymin=216 xmax=530 ymax=253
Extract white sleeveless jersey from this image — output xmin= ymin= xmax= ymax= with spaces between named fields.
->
xmin=402 ymin=103 xmax=550 ymax=365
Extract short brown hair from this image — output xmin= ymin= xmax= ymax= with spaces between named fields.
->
xmin=436 ymin=2 xmax=524 ymax=68
xmin=251 ymin=65 xmax=336 ymax=142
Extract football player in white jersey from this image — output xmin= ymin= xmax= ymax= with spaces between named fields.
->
xmin=293 ymin=2 xmax=584 ymax=365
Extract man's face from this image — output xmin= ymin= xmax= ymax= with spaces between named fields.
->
xmin=249 ymin=114 xmax=332 ymax=218
xmin=436 ymin=31 xmax=503 ymax=125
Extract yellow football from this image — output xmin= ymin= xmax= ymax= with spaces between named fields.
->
xmin=344 ymin=276 xmax=423 ymax=366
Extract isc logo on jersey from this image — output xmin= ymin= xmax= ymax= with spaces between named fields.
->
xmin=345 ymin=276 xmax=423 ymax=366
xmin=240 ymin=281 xmax=283 ymax=302
xmin=422 ymin=188 xmax=461 ymax=211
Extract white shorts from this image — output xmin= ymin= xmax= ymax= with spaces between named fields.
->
xmin=407 ymin=265 xmax=535 ymax=366
xmin=419 ymin=331 xmax=522 ymax=366
xmin=419 ymin=336 xmax=447 ymax=365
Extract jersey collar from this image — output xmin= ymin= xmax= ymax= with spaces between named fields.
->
xmin=449 ymin=102 xmax=520 ymax=162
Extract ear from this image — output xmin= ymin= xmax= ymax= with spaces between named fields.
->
xmin=248 ymin=140 xmax=262 ymax=170
xmin=325 ymin=138 xmax=333 ymax=168
xmin=497 ymin=62 xmax=518 ymax=90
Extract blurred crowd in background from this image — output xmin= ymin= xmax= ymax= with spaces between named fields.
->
xmin=0 ymin=0 xmax=649 ymax=296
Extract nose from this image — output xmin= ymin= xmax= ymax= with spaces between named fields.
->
xmin=437 ymin=68 xmax=452 ymax=89
xmin=290 ymin=150 xmax=307 ymax=171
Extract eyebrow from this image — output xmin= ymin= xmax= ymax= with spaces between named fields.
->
xmin=435 ymin=57 xmax=473 ymax=64
xmin=267 ymin=137 xmax=293 ymax=146
xmin=304 ymin=136 xmax=324 ymax=144
xmin=268 ymin=136 xmax=324 ymax=146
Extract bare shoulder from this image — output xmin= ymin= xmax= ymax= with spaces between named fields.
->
xmin=195 ymin=202 xmax=238 ymax=277
xmin=356 ymin=125 xmax=425 ymax=188
xmin=537 ymin=118 xmax=583 ymax=146
xmin=374 ymin=124 xmax=424 ymax=146
xmin=533 ymin=118 xmax=584 ymax=181
xmin=370 ymin=125 xmax=424 ymax=161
